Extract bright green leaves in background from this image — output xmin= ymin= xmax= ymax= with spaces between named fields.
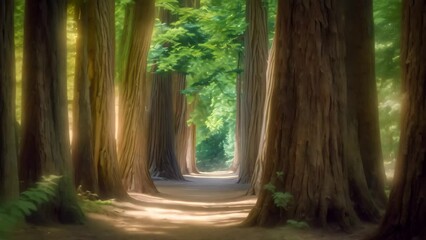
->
xmin=374 ymin=0 xmax=402 ymax=164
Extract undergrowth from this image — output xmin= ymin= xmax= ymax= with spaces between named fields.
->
xmin=0 ymin=175 xmax=61 ymax=238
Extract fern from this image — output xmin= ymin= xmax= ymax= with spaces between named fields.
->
xmin=0 ymin=175 xmax=61 ymax=237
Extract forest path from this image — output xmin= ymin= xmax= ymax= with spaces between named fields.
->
xmin=13 ymin=171 xmax=374 ymax=240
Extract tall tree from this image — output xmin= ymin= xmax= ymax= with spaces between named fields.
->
xmin=72 ymin=0 xmax=98 ymax=193
xmin=87 ymin=0 xmax=128 ymax=199
xmin=148 ymin=8 xmax=185 ymax=180
xmin=172 ymin=73 xmax=191 ymax=175
xmin=117 ymin=0 xmax=157 ymax=194
xmin=344 ymin=0 xmax=387 ymax=209
xmin=0 ymin=0 xmax=19 ymax=203
xmin=149 ymin=73 xmax=185 ymax=180
xmin=19 ymin=0 xmax=83 ymax=223
xmin=172 ymin=0 xmax=200 ymax=175
xmin=369 ymin=0 xmax=426 ymax=238
xmin=238 ymin=0 xmax=268 ymax=183
xmin=244 ymin=0 xmax=358 ymax=228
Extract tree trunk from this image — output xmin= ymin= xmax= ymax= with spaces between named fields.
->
xmin=87 ymin=0 xmax=128 ymax=199
xmin=247 ymin=43 xmax=276 ymax=195
xmin=172 ymin=73 xmax=191 ymax=175
xmin=238 ymin=0 xmax=268 ymax=184
xmin=72 ymin=0 xmax=98 ymax=193
xmin=344 ymin=0 xmax=387 ymax=210
xmin=243 ymin=1 xmax=358 ymax=229
xmin=19 ymin=0 xmax=84 ymax=223
xmin=117 ymin=0 xmax=157 ymax=194
xmin=149 ymin=74 xmax=185 ymax=180
xmin=369 ymin=1 xmax=426 ymax=239
xmin=0 ymin=0 xmax=19 ymax=203
xmin=148 ymin=7 xmax=185 ymax=180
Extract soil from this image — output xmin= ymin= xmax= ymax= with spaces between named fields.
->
xmin=12 ymin=171 xmax=376 ymax=240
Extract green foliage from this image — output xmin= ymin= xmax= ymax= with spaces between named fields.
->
xmin=78 ymin=199 xmax=113 ymax=214
xmin=286 ymin=220 xmax=309 ymax=229
xmin=0 ymin=175 xmax=61 ymax=238
xmin=196 ymin=123 xmax=233 ymax=171
xmin=374 ymin=0 xmax=402 ymax=162
xmin=264 ymin=172 xmax=310 ymax=228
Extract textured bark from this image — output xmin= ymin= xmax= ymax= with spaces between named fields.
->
xmin=244 ymin=1 xmax=357 ymax=228
xmin=369 ymin=1 xmax=426 ymax=239
xmin=88 ymin=0 xmax=128 ymax=199
xmin=344 ymin=0 xmax=387 ymax=210
xmin=247 ymin=44 xmax=276 ymax=195
xmin=0 ymin=0 xmax=19 ymax=203
xmin=149 ymin=74 xmax=185 ymax=180
xmin=72 ymin=0 xmax=98 ymax=193
xmin=232 ymin=50 xmax=243 ymax=173
xmin=186 ymin=122 xmax=199 ymax=174
xmin=172 ymin=73 xmax=191 ymax=175
xmin=238 ymin=0 xmax=268 ymax=184
xmin=148 ymin=7 xmax=185 ymax=180
xmin=117 ymin=0 xmax=157 ymax=194
xmin=19 ymin=0 xmax=84 ymax=223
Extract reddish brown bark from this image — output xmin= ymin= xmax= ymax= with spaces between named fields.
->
xmin=72 ymin=0 xmax=98 ymax=193
xmin=238 ymin=0 xmax=268 ymax=184
xmin=244 ymin=0 xmax=357 ymax=228
xmin=117 ymin=0 xmax=157 ymax=194
xmin=88 ymin=0 xmax=128 ymax=199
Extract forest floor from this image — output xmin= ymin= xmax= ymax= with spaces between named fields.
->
xmin=13 ymin=171 xmax=376 ymax=240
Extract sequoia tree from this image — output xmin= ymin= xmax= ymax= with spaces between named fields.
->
xmin=238 ymin=0 xmax=268 ymax=184
xmin=172 ymin=73 xmax=192 ymax=175
xmin=149 ymin=73 xmax=185 ymax=180
xmin=117 ymin=0 xmax=157 ymax=193
xmin=87 ymin=0 xmax=128 ymax=199
xmin=0 ymin=0 xmax=19 ymax=202
xmin=369 ymin=0 xmax=426 ymax=238
xmin=72 ymin=0 xmax=98 ymax=193
xmin=244 ymin=0 xmax=358 ymax=228
xmin=149 ymin=8 xmax=185 ymax=180
xmin=344 ymin=0 xmax=387 ymax=210
xmin=19 ymin=0 xmax=83 ymax=223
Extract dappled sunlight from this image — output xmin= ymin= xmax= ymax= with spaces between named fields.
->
xmin=71 ymin=173 xmax=257 ymax=238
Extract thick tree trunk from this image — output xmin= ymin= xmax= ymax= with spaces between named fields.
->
xmin=19 ymin=0 xmax=84 ymax=223
xmin=369 ymin=1 xmax=426 ymax=239
xmin=149 ymin=74 xmax=185 ymax=180
xmin=244 ymin=1 xmax=358 ymax=229
xmin=344 ymin=0 xmax=387 ymax=210
xmin=117 ymin=0 xmax=157 ymax=194
xmin=87 ymin=0 xmax=128 ymax=199
xmin=148 ymin=7 xmax=185 ymax=180
xmin=238 ymin=0 xmax=268 ymax=184
xmin=0 ymin=0 xmax=19 ymax=203
xmin=172 ymin=73 xmax=191 ymax=175
xmin=72 ymin=0 xmax=98 ymax=193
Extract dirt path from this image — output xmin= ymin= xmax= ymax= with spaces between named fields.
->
xmin=13 ymin=171 xmax=375 ymax=240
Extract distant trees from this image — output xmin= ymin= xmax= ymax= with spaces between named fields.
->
xmin=19 ymin=0 xmax=83 ymax=223
xmin=0 ymin=0 xmax=19 ymax=203
xmin=369 ymin=0 xmax=426 ymax=239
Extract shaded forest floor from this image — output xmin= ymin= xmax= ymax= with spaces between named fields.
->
xmin=13 ymin=171 xmax=376 ymax=240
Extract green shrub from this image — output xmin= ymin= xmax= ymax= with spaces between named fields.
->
xmin=0 ymin=175 xmax=61 ymax=238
